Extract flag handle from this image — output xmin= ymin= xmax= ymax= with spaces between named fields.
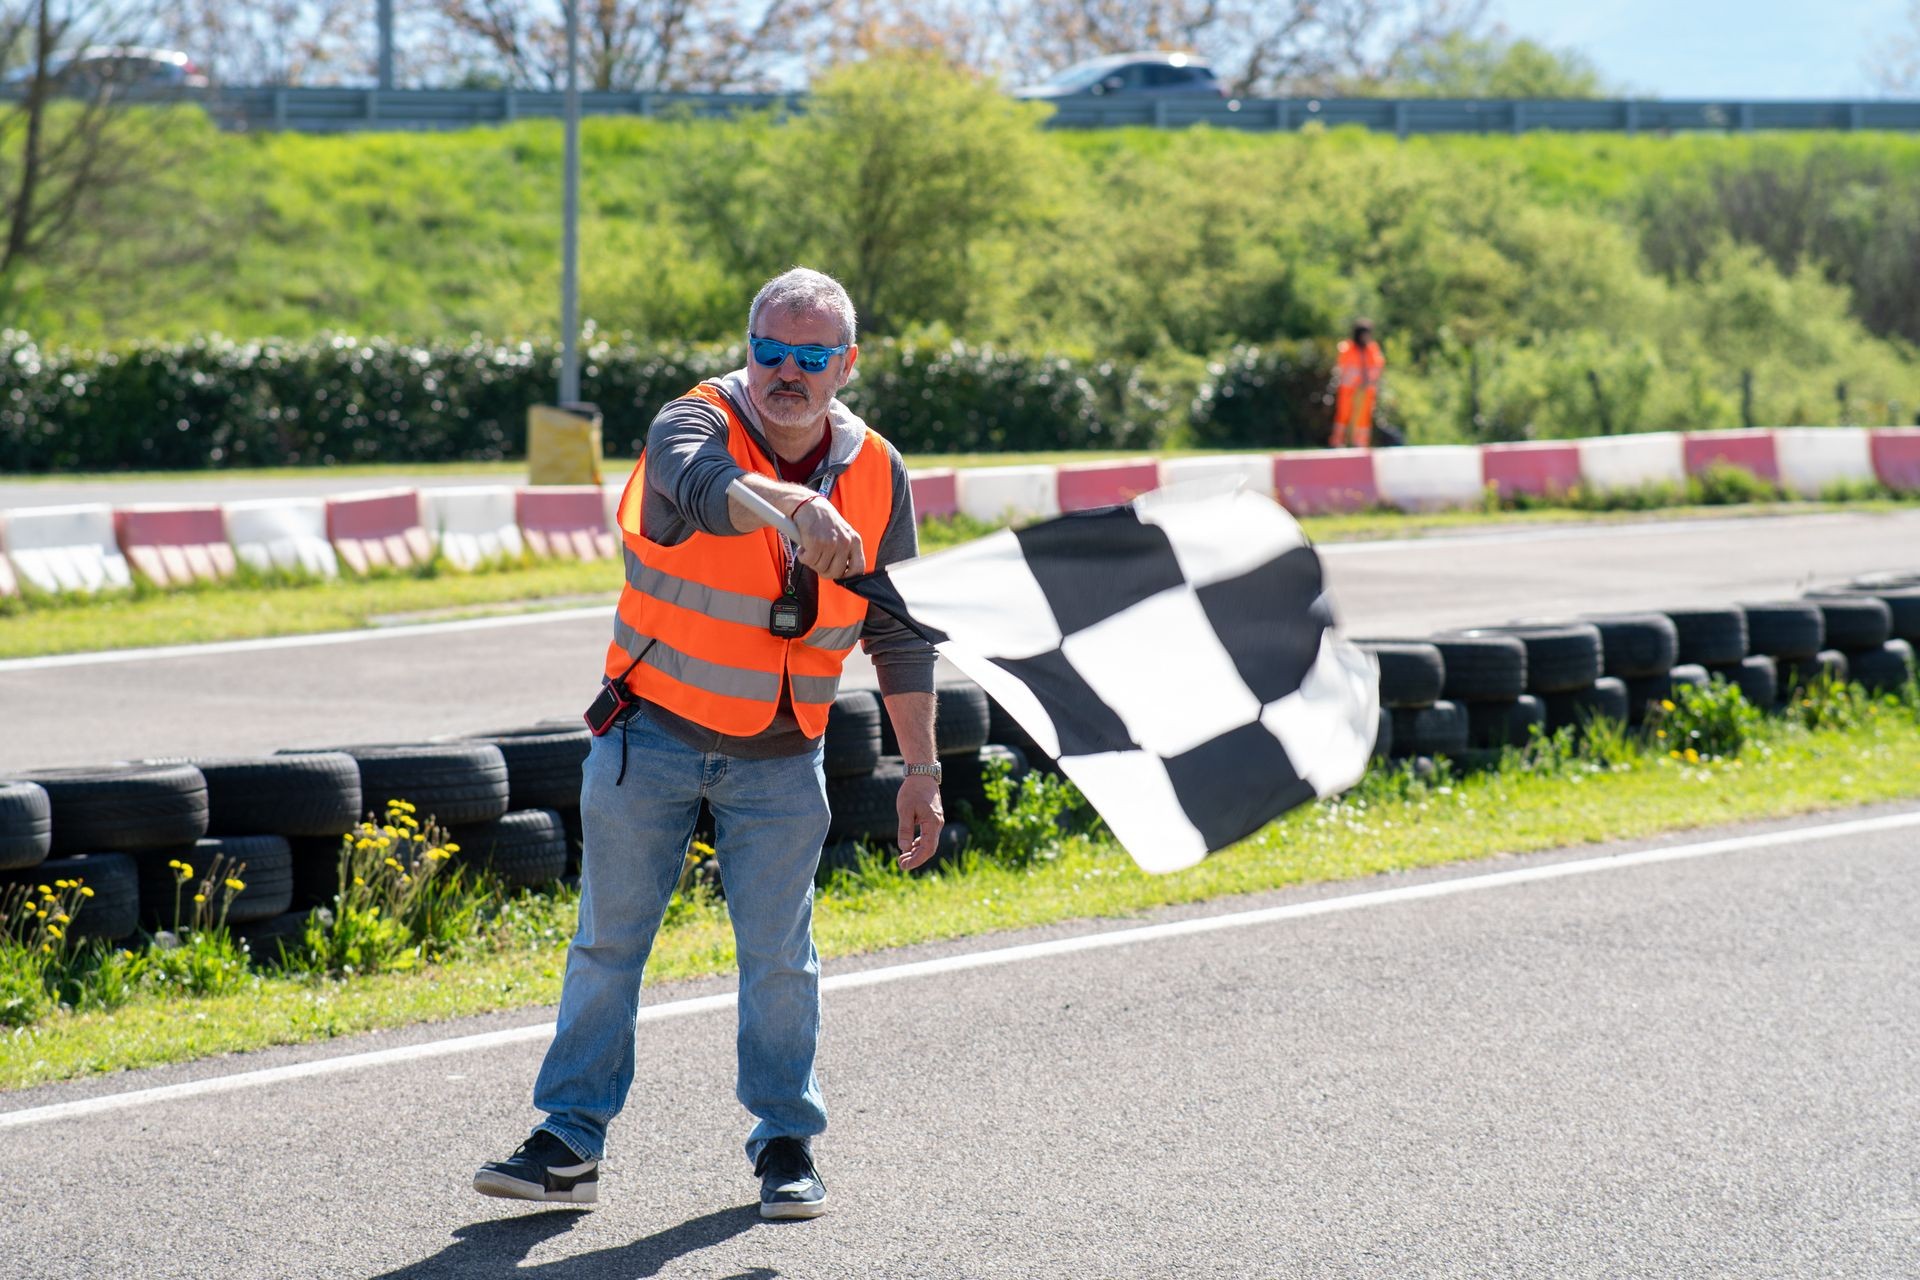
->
xmin=727 ymin=478 xmax=803 ymax=541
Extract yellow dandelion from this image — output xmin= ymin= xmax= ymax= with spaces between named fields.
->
xmin=193 ymin=893 xmax=206 ymax=904
xmin=52 ymin=913 xmax=69 ymax=924
xmin=36 ymin=884 xmax=51 ymax=896
xmin=46 ymin=925 xmax=62 ymax=940
xmin=178 ymin=863 xmax=194 ymax=880
xmin=1660 ymin=699 xmax=1675 ymax=712
xmin=225 ymin=877 xmax=246 ymax=892
xmin=444 ymin=842 xmax=459 ymax=854
xmin=381 ymin=825 xmax=398 ymax=838
xmin=353 ymin=876 xmax=366 ymax=886
xmin=397 ymin=815 xmax=419 ymax=829
xmin=1669 ymin=750 xmax=1682 ymax=759
xmin=427 ymin=849 xmax=450 ymax=862
xmin=167 ymin=859 xmax=182 ymax=870
xmin=79 ymin=887 xmax=94 ymax=898
xmin=1684 ymin=749 xmax=1700 ymax=763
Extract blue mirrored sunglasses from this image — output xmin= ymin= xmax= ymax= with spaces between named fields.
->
xmin=749 ymin=336 xmax=849 ymax=374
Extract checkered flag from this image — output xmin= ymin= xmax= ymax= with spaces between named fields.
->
xmin=854 ymin=484 xmax=1379 ymax=873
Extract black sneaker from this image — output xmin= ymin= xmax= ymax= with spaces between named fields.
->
xmin=755 ymin=1137 xmax=826 ymax=1220
xmin=473 ymin=1130 xmax=599 ymax=1204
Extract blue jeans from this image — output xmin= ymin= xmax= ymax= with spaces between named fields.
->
xmin=533 ymin=704 xmax=831 ymax=1164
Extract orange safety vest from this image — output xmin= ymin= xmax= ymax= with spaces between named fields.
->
xmin=603 ymin=382 xmax=895 ymax=738
xmin=1335 ymin=339 xmax=1385 ymax=390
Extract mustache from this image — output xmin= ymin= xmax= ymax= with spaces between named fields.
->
xmin=770 ymin=379 xmax=810 ymax=398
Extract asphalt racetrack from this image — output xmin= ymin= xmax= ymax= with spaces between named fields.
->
xmin=0 ymin=508 xmax=1914 ymax=770
xmin=2 ymin=808 xmax=1916 ymax=1278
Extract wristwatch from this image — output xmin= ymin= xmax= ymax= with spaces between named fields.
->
xmin=903 ymin=761 xmax=943 ymax=781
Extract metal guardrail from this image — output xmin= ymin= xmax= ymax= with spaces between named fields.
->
xmin=16 ymin=85 xmax=1920 ymax=135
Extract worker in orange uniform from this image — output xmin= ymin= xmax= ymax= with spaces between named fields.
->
xmin=1329 ymin=319 xmax=1386 ymax=449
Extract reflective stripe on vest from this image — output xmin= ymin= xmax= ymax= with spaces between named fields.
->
xmin=603 ymin=383 xmax=895 ymax=738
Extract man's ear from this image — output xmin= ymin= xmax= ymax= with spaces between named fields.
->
xmin=839 ymin=345 xmax=860 ymax=388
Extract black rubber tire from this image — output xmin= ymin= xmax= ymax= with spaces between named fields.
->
xmin=131 ymin=835 xmax=296 ymax=929
xmin=1659 ymin=606 xmax=1748 ymax=667
xmin=0 ymin=781 xmax=52 ymax=872
xmin=918 ymin=819 xmax=973 ymax=874
xmin=1389 ymin=699 xmax=1467 ymax=759
xmin=827 ymin=759 xmax=907 ymax=842
xmin=460 ymin=728 xmax=589 ymax=812
xmin=1429 ymin=634 xmax=1528 ymax=702
xmin=1844 ymin=587 xmax=1920 ymax=643
xmin=196 ymin=754 xmax=362 ymax=839
xmin=557 ymin=805 xmax=584 ymax=875
xmin=1706 ymin=655 xmax=1780 ymax=712
xmin=1582 ymin=613 xmax=1680 ymax=680
xmin=1541 ymin=677 xmax=1631 ymax=732
xmin=451 ymin=809 xmax=571 ymax=889
xmin=288 ymin=835 xmax=347 ymax=909
xmin=1372 ymin=705 xmax=1393 ymax=760
xmin=1846 ymin=639 xmax=1915 ymax=694
xmin=1623 ymin=664 xmax=1710 ymax=724
xmin=1474 ymin=624 xmax=1604 ymax=694
xmin=16 ymin=764 xmax=209 ymax=855
xmin=817 ymin=838 xmax=870 ymax=879
xmin=1740 ymin=601 xmax=1826 ymax=660
xmin=985 ymin=697 xmax=1057 ymax=772
xmin=3 ymin=852 xmax=140 ymax=941
xmin=1466 ymin=696 xmax=1546 ymax=751
xmin=942 ymin=744 xmax=1030 ymax=820
xmin=285 ymin=745 xmax=510 ymax=828
xmin=1780 ymin=649 xmax=1850 ymax=694
xmin=1802 ymin=594 xmax=1893 ymax=650
xmin=879 ymin=681 xmax=993 ymax=757
xmin=1357 ymin=640 xmax=1446 ymax=708
xmin=824 ymin=690 xmax=883 ymax=780
xmin=235 ymin=909 xmax=312 ymax=967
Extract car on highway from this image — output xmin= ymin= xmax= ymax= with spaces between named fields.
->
xmin=1008 ymin=51 xmax=1226 ymax=99
xmin=4 ymin=46 xmax=210 ymax=92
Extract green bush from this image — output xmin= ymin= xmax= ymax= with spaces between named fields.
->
xmin=1188 ymin=343 xmax=1338 ymax=448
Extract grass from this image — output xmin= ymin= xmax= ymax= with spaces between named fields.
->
xmin=4 ymin=690 xmax=1918 ymax=1091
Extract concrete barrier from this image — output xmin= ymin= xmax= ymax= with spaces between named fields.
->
xmin=1373 ymin=446 xmax=1485 ymax=512
xmin=224 ymin=498 xmax=339 ymax=578
xmin=1683 ymin=428 xmax=1779 ymax=483
xmin=0 ymin=503 xmax=132 ymax=594
xmin=1273 ymin=451 xmax=1378 ymax=515
xmin=1577 ymin=432 xmax=1685 ymax=492
xmin=1159 ymin=453 xmax=1277 ymax=499
xmin=1056 ymin=458 xmax=1160 ymax=513
xmin=518 ymin=486 xmax=617 ymax=559
xmin=1772 ymin=427 xmax=1876 ymax=497
xmin=422 ymin=485 xmax=524 ymax=570
xmin=326 ymin=489 xmax=434 ymax=575
xmin=1871 ymin=427 xmax=1920 ymax=492
xmin=956 ymin=465 xmax=1060 ymax=524
xmin=0 ymin=547 xmax=16 ymax=598
xmin=603 ymin=482 xmax=625 ymax=537
xmin=907 ymin=469 xmax=960 ymax=520
xmin=1482 ymin=441 xmax=1582 ymax=501
xmin=114 ymin=504 xmax=236 ymax=587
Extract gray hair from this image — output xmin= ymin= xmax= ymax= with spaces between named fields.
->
xmin=747 ymin=267 xmax=857 ymax=346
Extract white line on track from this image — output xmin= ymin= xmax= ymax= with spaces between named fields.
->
xmin=4 ymin=807 xmax=1916 ymax=1132
xmin=0 ymin=605 xmax=611 ymax=674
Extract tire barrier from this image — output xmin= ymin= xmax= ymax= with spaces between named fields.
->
xmin=133 ymin=836 xmax=294 ymax=930
xmin=197 ymin=754 xmax=363 ymax=838
xmin=1660 ymin=606 xmax=1749 ymax=668
xmin=0 ymin=502 xmax=132 ymax=595
xmin=285 ymin=744 xmax=510 ymax=828
xmin=516 ymin=486 xmax=617 ymax=560
xmin=16 ymin=764 xmax=209 ymax=855
xmin=422 ymin=485 xmax=525 ymax=571
xmin=224 ymin=497 xmax=340 ymax=578
xmin=326 ymin=488 xmax=434 ymax=574
xmin=449 ymin=809 xmax=570 ymax=889
xmin=458 ymin=726 xmax=590 ymax=812
xmin=115 ymin=504 xmax=237 ymax=587
xmin=1 ymin=852 xmax=140 ymax=941
xmin=823 ymin=690 xmax=883 ymax=780
xmin=0 ymin=782 xmax=51 ymax=871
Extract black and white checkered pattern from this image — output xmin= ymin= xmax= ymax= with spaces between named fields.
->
xmin=855 ymin=485 xmax=1379 ymax=873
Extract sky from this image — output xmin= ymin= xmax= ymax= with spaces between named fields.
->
xmin=1493 ymin=0 xmax=1914 ymax=98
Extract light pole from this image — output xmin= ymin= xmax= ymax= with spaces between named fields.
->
xmin=559 ymin=0 xmax=582 ymax=405
xmin=376 ymin=0 xmax=394 ymax=90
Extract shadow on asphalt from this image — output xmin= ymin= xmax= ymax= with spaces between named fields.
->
xmin=368 ymin=1204 xmax=772 ymax=1278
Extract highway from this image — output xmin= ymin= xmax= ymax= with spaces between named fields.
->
xmin=3 ymin=808 xmax=1915 ymax=1278
xmin=0 ymin=509 xmax=1914 ymax=771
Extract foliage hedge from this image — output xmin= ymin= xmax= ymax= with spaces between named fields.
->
xmin=0 ymin=331 xmax=1275 ymax=471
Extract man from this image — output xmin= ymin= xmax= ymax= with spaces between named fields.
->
xmin=475 ymin=268 xmax=942 ymax=1220
xmin=1329 ymin=319 xmax=1386 ymax=450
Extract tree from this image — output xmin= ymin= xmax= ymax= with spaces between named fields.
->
xmin=1367 ymin=27 xmax=1606 ymax=98
xmin=0 ymin=0 xmax=219 ymax=317
xmin=1865 ymin=0 xmax=1920 ymax=95
xmin=156 ymin=0 xmax=366 ymax=87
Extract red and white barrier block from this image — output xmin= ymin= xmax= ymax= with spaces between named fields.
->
xmin=114 ymin=504 xmax=237 ymax=587
xmin=326 ymin=489 xmax=434 ymax=575
xmin=0 ymin=543 xmax=16 ymax=598
xmin=1576 ymin=432 xmax=1685 ymax=493
xmin=1272 ymin=450 xmax=1379 ymax=515
xmin=907 ymin=469 xmax=959 ymax=521
xmin=224 ymin=498 xmax=339 ymax=578
xmin=956 ymin=465 xmax=1061 ymax=524
xmin=422 ymin=486 xmax=524 ymax=571
xmin=1055 ymin=458 xmax=1160 ymax=513
xmin=0 ymin=503 xmax=132 ymax=595
xmin=1482 ymin=441 xmax=1582 ymax=501
xmin=1772 ymin=427 xmax=1876 ymax=497
xmin=518 ymin=486 xmax=617 ymax=559
xmin=1871 ymin=427 xmax=1920 ymax=492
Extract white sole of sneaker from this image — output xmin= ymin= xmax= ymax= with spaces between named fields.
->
xmin=760 ymin=1199 xmax=826 ymax=1221
xmin=472 ymin=1170 xmax=599 ymax=1204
